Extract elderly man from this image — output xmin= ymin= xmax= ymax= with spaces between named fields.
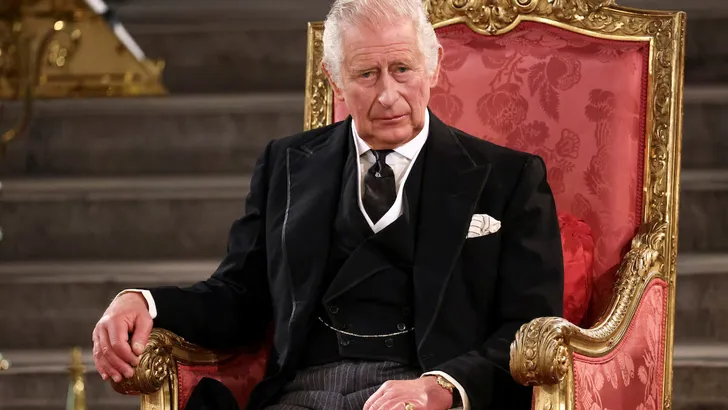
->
xmin=92 ymin=0 xmax=563 ymax=409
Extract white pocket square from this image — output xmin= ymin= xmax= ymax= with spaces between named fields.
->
xmin=467 ymin=214 xmax=501 ymax=238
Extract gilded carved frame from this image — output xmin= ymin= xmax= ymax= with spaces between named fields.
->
xmin=304 ymin=1 xmax=686 ymax=409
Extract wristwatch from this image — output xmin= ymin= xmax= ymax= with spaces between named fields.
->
xmin=435 ymin=375 xmax=462 ymax=408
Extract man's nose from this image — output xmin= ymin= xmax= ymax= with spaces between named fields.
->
xmin=377 ymin=73 xmax=399 ymax=108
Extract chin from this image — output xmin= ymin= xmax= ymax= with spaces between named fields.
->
xmin=373 ymin=126 xmax=417 ymax=147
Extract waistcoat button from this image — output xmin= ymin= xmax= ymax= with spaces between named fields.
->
xmin=384 ymin=338 xmax=394 ymax=348
xmin=397 ymin=323 xmax=407 ymax=331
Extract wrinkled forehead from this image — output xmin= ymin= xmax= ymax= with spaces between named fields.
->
xmin=341 ymin=20 xmax=422 ymax=66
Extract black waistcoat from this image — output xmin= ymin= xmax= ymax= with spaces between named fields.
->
xmin=298 ymin=136 xmax=426 ymax=368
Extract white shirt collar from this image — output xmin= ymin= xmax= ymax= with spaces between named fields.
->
xmin=352 ymin=110 xmax=430 ymax=160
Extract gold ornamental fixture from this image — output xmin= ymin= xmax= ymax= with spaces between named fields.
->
xmin=66 ymin=347 xmax=86 ymax=410
xmin=0 ymin=0 xmax=167 ymax=154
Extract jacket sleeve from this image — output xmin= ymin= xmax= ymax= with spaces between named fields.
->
xmin=148 ymin=141 xmax=275 ymax=349
xmin=434 ymin=155 xmax=565 ymax=409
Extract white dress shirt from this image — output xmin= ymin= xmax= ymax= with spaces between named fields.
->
xmin=353 ymin=110 xmax=429 ymax=232
xmin=119 ymin=110 xmax=469 ymax=409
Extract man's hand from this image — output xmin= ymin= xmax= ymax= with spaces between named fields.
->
xmin=92 ymin=292 xmax=153 ymax=382
xmin=363 ymin=376 xmax=453 ymax=410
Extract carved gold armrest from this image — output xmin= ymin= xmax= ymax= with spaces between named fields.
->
xmin=510 ymin=220 xmax=667 ymax=386
xmin=112 ymin=328 xmax=230 ymax=395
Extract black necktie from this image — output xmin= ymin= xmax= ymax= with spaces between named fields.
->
xmin=363 ymin=149 xmax=396 ymax=223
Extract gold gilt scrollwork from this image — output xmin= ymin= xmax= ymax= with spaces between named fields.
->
xmin=426 ymin=0 xmax=620 ymax=35
xmin=510 ymin=220 xmax=667 ymax=386
xmin=510 ymin=316 xmax=572 ymax=386
xmin=112 ymin=329 xmax=176 ymax=395
xmin=304 ymin=22 xmax=331 ymax=131
xmin=111 ymin=328 xmax=229 ymax=396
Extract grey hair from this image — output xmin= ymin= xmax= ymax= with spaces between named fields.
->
xmin=322 ymin=0 xmax=440 ymax=87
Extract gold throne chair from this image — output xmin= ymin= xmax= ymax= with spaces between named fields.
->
xmin=114 ymin=1 xmax=686 ymax=409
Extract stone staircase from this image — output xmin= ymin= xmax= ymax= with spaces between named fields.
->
xmin=0 ymin=0 xmax=726 ymax=409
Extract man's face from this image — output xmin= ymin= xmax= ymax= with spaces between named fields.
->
xmin=330 ymin=21 xmax=441 ymax=149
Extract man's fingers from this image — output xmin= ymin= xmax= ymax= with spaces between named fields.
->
xmin=363 ymin=384 xmax=391 ymax=410
xmin=93 ymin=351 xmax=117 ymax=381
xmin=131 ymin=314 xmax=153 ymax=356
xmin=93 ymin=332 xmax=120 ymax=381
xmin=367 ymin=394 xmax=392 ymax=410
xmin=362 ymin=386 xmax=385 ymax=410
xmin=99 ymin=328 xmax=135 ymax=381
xmin=91 ymin=331 xmax=108 ymax=380
xmin=107 ymin=320 xmax=138 ymax=366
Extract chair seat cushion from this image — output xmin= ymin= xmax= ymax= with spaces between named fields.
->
xmin=559 ymin=212 xmax=595 ymax=326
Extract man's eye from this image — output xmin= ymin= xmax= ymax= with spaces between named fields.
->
xmin=396 ymin=67 xmax=409 ymax=73
xmin=361 ymin=72 xmax=373 ymax=78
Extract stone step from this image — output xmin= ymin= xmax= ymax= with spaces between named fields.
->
xmin=0 ymin=343 xmax=723 ymax=410
xmin=678 ymin=170 xmax=728 ymax=252
xmin=673 ymin=344 xmax=728 ymax=409
xmin=112 ymin=0 xmax=332 ymax=26
xmin=0 ymin=349 xmax=137 ymax=410
xmin=110 ymin=0 xmax=331 ymax=94
xmin=125 ymin=23 xmax=308 ymax=94
xmin=682 ymin=87 xmax=728 ymax=170
xmin=0 ymin=167 xmax=723 ymax=259
xmin=0 ymin=261 xmax=213 ymax=349
xmin=675 ymin=254 xmax=728 ymax=344
xmin=0 ymin=176 xmax=248 ymax=261
xmin=0 ymin=94 xmax=302 ymax=178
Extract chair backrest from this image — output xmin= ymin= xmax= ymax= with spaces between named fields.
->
xmin=304 ymin=0 xmax=684 ymax=402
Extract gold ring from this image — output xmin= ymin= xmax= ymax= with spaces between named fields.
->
xmin=404 ymin=403 xmax=416 ymax=410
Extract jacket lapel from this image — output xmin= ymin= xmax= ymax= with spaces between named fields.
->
xmin=284 ymin=119 xmax=350 ymax=307
xmin=413 ymin=113 xmax=491 ymax=349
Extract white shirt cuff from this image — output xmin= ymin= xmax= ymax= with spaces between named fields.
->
xmin=421 ymin=370 xmax=470 ymax=410
xmin=115 ymin=289 xmax=157 ymax=319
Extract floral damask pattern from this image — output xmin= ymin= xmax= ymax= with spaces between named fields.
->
xmin=333 ymin=22 xmax=650 ymax=326
xmin=573 ymin=280 xmax=667 ymax=410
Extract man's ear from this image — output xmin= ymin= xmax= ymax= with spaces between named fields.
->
xmin=322 ymin=63 xmax=346 ymax=102
xmin=429 ymin=45 xmax=444 ymax=88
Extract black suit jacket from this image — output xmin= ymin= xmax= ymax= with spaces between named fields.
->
xmin=150 ymin=112 xmax=564 ymax=409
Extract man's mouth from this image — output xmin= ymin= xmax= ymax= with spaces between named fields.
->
xmin=376 ymin=114 xmax=407 ymax=122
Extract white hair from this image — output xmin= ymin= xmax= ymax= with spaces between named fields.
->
xmin=322 ymin=0 xmax=440 ymax=87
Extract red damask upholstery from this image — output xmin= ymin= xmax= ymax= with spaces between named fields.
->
xmin=573 ymin=279 xmax=667 ymax=410
xmin=335 ymin=21 xmax=648 ymax=326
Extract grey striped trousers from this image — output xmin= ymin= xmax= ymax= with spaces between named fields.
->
xmin=264 ymin=360 xmax=421 ymax=410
